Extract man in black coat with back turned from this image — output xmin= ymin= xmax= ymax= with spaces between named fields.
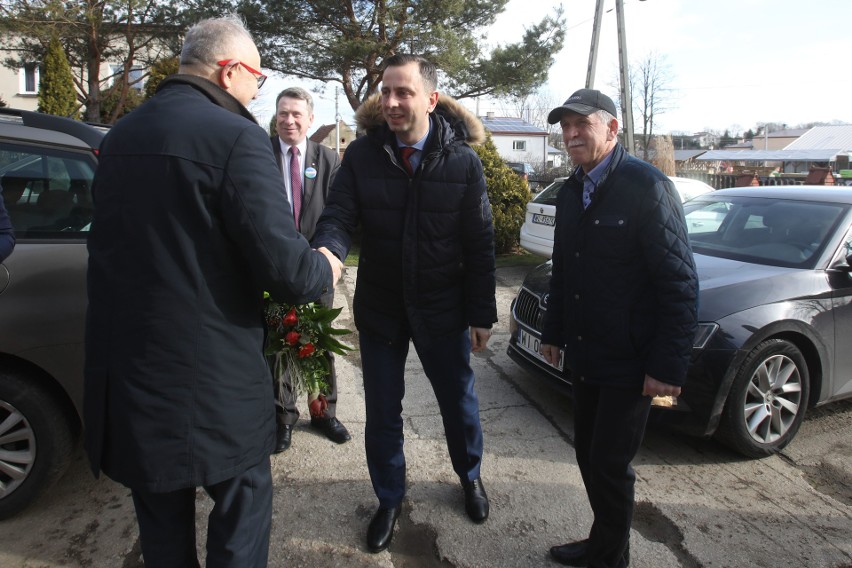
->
xmin=269 ymin=86 xmax=350 ymax=451
xmin=84 ymin=15 xmax=342 ymax=567
xmin=540 ymin=89 xmax=698 ymax=568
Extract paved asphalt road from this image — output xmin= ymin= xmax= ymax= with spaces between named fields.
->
xmin=0 ymin=264 xmax=850 ymax=567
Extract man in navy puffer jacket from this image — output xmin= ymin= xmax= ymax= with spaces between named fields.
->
xmin=313 ymin=54 xmax=497 ymax=553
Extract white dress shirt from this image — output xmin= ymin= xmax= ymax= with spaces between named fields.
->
xmin=278 ymin=138 xmax=308 ymax=214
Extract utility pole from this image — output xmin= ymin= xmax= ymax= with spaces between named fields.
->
xmin=585 ymin=0 xmax=605 ymax=88
xmin=334 ymin=87 xmax=341 ymax=155
xmin=615 ymin=0 xmax=636 ymax=155
xmin=585 ymin=0 xmax=637 ymax=155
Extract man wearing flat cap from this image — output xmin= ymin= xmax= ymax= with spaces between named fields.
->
xmin=539 ymin=88 xmax=698 ymax=568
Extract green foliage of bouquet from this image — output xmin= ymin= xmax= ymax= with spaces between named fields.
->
xmin=264 ymin=294 xmax=354 ymax=412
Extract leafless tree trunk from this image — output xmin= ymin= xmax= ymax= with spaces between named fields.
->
xmin=611 ymin=51 xmax=675 ymax=161
xmin=651 ymin=134 xmax=675 ymax=176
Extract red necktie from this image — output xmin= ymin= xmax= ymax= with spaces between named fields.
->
xmin=289 ymin=147 xmax=302 ymax=230
xmin=400 ymin=146 xmax=416 ymax=177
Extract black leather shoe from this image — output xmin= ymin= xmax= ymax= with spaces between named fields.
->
xmin=273 ymin=423 xmax=292 ymax=454
xmin=310 ymin=416 xmax=352 ymax=444
xmin=550 ymin=539 xmax=589 ymax=566
xmin=366 ymin=505 xmax=401 ymax=553
xmin=463 ymin=477 xmax=489 ymax=523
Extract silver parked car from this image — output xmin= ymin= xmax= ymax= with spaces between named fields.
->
xmin=0 ymin=108 xmax=104 ymax=518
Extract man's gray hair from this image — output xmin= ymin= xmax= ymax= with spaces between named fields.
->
xmin=276 ymin=87 xmax=314 ymax=114
xmin=596 ymin=109 xmax=617 ymax=127
xmin=180 ymin=14 xmax=255 ymax=67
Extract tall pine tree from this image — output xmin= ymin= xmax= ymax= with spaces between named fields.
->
xmin=38 ymin=36 xmax=78 ymax=119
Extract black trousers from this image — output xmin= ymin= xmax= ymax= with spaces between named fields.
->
xmin=573 ymin=379 xmax=651 ymax=568
xmin=274 ymin=352 xmax=340 ymax=424
xmin=130 ymin=458 xmax=272 ymax=568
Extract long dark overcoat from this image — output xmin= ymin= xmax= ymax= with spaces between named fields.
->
xmin=84 ymin=76 xmax=331 ymax=492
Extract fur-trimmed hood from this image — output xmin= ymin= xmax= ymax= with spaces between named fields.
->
xmin=355 ymin=92 xmax=486 ymax=145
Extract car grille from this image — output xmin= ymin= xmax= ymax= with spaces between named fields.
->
xmin=515 ymin=288 xmax=546 ymax=329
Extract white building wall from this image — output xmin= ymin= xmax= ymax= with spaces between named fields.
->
xmin=1 ymin=34 xmax=160 ymax=113
xmin=491 ymin=134 xmax=548 ymax=165
xmin=0 ymin=67 xmax=38 ymax=111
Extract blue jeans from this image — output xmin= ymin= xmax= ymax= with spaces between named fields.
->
xmin=360 ymin=329 xmax=484 ymax=508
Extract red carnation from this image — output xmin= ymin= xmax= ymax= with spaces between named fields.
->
xmin=283 ymin=308 xmax=298 ymax=327
xmin=285 ymin=331 xmax=300 ymax=346
xmin=298 ymin=343 xmax=315 ymax=358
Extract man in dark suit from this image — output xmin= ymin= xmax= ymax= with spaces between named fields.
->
xmin=270 ymin=87 xmax=351 ymax=452
xmin=84 ymin=16 xmax=342 ymax=567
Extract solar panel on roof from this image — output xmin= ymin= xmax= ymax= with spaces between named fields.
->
xmin=480 ymin=116 xmax=547 ymax=135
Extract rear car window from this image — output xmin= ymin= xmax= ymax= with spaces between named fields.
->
xmin=533 ymin=179 xmax=565 ymax=206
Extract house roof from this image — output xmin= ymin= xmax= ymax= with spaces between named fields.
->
xmin=309 ymin=123 xmax=337 ymax=143
xmin=766 ymin=128 xmax=809 ymax=138
xmin=674 ymin=149 xmax=706 ymax=161
xmin=479 ymin=116 xmax=547 ymax=136
xmin=547 ymin=145 xmax=564 ymax=155
xmin=696 ymin=149 xmax=844 ymax=162
xmin=784 ymin=124 xmax=852 ymax=151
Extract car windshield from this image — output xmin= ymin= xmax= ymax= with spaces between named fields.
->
xmin=676 ymin=180 xmax=713 ymax=202
xmin=683 ymin=195 xmax=847 ymax=268
xmin=532 ymin=179 xmax=566 ymax=206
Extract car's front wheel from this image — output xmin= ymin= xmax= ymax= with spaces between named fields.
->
xmin=716 ymin=339 xmax=810 ymax=458
xmin=0 ymin=370 xmax=77 ymax=519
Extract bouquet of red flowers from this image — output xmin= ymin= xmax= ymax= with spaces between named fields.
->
xmin=264 ymin=294 xmax=354 ymax=416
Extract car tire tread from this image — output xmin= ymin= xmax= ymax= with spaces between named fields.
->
xmin=0 ymin=370 xmax=77 ymax=520
xmin=715 ymin=338 xmax=810 ymax=458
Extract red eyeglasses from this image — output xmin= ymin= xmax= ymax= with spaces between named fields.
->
xmin=217 ymin=60 xmax=267 ymax=88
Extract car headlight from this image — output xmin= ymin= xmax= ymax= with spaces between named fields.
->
xmin=693 ymin=323 xmax=718 ymax=350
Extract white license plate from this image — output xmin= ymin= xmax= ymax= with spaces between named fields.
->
xmin=531 ymin=213 xmax=555 ymax=226
xmin=518 ymin=328 xmax=564 ymax=371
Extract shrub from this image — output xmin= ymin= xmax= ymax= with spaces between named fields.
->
xmin=38 ymin=36 xmax=79 ymax=119
xmin=144 ymin=57 xmax=179 ymax=100
xmin=473 ymin=135 xmax=532 ymax=254
xmin=98 ymin=83 xmax=145 ymax=123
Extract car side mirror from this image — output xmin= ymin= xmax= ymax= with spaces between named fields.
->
xmin=827 ymin=252 xmax=852 ymax=274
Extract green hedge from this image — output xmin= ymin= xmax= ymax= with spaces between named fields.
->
xmin=474 ymin=135 xmax=532 ymax=254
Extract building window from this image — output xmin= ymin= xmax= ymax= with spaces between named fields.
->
xmin=111 ymin=65 xmax=145 ymax=91
xmin=128 ymin=66 xmax=145 ymax=91
xmin=512 ymin=140 xmax=526 ymax=151
xmin=20 ymin=63 xmax=39 ymax=94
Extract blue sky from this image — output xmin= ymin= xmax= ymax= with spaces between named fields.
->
xmin=252 ymin=0 xmax=852 ymax=136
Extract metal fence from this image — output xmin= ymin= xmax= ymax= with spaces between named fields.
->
xmin=675 ymin=171 xmax=810 ymax=189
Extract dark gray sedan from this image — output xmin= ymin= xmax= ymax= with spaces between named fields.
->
xmin=509 ymin=185 xmax=852 ymax=457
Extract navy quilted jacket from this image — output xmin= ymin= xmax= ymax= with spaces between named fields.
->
xmin=540 ymin=144 xmax=698 ymax=387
